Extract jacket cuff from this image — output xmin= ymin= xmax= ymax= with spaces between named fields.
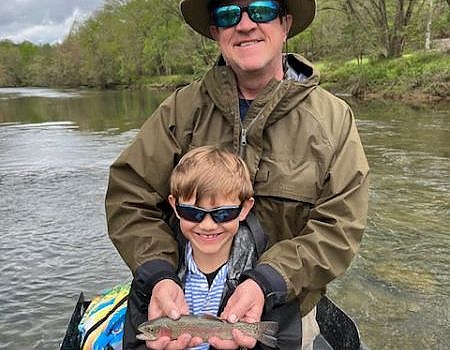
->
xmin=240 ymin=264 xmax=287 ymax=309
xmin=134 ymin=260 xmax=182 ymax=294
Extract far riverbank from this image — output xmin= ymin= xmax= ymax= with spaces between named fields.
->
xmin=144 ymin=50 xmax=449 ymax=105
xmin=319 ymin=50 xmax=449 ymax=104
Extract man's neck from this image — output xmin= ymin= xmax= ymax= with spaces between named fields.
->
xmin=235 ymin=64 xmax=284 ymax=100
xmin=236 ymin=78 xmax=268 ymax=100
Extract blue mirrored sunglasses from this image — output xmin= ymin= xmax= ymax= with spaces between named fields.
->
xmin=175 ymin=203 xmax=243 ymax=223
xmin=211 ymin=0 xmax=282 ymax=28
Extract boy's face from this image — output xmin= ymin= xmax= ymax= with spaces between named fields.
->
xmin=168 ymin=193 xmax=254 ymax=266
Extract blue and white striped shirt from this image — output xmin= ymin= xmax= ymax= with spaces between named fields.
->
xmin=184 ymin=242 xmax=228 ymax=350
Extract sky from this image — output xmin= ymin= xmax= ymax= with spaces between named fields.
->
xmin=0 ymin=0 xmax=108 ymax=45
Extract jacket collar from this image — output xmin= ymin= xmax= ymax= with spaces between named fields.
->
xmin=203 ymin=53 xmax=320 ymax=127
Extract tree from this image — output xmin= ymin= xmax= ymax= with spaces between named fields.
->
xmin=2 ymin=0 xmax=448 ymax=88
xmin=342 ymin=0 xmax=423 ymax=58
xmin=425 ymin=0 xmax=433 ymax=49
xmin=0 ymin=41 xmax=23 ymax=86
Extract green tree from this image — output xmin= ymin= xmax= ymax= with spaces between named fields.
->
xmin=24 ymin=44 xmax=55 ymax=86
xmin=1 ymin=0 xmax=448 ymax=88
xmin=0 ymin=41 xmax=23 ymax=86
xmin=341 ymin=0 xmax=423 ymax=58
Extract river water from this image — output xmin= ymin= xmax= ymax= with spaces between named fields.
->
xmin=0 ymin=87 xmax=448 ymax=349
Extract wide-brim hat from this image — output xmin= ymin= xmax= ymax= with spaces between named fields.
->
xmin=180 ymin=0 xmax=316 ymax=40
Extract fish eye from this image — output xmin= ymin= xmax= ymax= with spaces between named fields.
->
xmin=147 ymin=325 xmax=157 ymax=334
xmin=141 ymin=325 xmax=154 ymax=333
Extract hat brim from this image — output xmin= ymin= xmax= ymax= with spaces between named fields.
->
xmin=180 ymin=0 xmax=316 ymax=40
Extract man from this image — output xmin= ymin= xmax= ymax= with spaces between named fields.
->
xmin=105 ymin=0 xmax=370 ymax=349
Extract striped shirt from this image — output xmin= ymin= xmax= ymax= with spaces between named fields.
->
xmin=184 ymin=242 xmax=228 ymax=350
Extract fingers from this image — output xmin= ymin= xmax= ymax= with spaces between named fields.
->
xmin=221 ymin=279 xmax=264 ymax=323
xmin=145 ymin=334 xmax=190 ymax=350
xmin=214 ymin=280 xmax=264 ymax=350
xmin=232 ymin=329 xmax=258 ymax=348
xmin=149 ymin=292 xmax=179 ymax=319
xmin=208 ymin=337 xmax=239 ymax=349
xmin=233 ymin=329 xmax=256 ymax=349
xmin=189 ymin=336 xmax=204 ymax=348
xmin=209 ymin=329 xmax=256 ymax=349
xmin=149 ymin=279 xmax=188 ymax=320
xmin=145 ymin=335 xmax=171 ymax=350
xmin=144 ymin=279 xmax=193 ymax=349
xmin=145 ymin=334 xmax=203 ymax=350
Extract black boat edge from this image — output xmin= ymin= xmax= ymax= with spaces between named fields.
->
xmin=315 ymin=296 xmax=369 ymax=350
xmin=60 ymin=292 xmax=89 ymax=350
xmin=59 ymin=293 xmax=369 ymax=350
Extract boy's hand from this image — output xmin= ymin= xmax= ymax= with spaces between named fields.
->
xmin=148 ymin=279 xmax=188 ymax=320
xmin=209 ymin=279 xmax=265 ymax=349
xmin=146 ymin=279 xmax=202 ymax=349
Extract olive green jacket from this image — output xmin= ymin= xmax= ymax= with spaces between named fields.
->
xmin=105 ymin=53 xmax=369 ymax=316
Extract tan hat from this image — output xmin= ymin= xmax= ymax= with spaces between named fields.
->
xmin=180 ymin=0 xmax=316 ymax=40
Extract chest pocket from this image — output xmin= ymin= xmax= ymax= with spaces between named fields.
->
xmin=254 ymin=156 xmax=319 ymax=205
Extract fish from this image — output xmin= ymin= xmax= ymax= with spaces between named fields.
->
xmin=136 ymin=314 xmax=278 ymax=347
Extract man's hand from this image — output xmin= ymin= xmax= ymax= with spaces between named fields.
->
xmin=209 ymin=279 xmax=265 ymax=349
xmin=145 ymin=279 xmax=202 ymax=349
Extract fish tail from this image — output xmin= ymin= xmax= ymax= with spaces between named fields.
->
xmin=257 ymin=321 xmax=278 ymax=348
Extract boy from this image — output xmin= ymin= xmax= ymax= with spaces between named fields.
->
xmin=166 ymin=145 xmax=255 ymax=349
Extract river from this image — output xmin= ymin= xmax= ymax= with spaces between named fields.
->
xmin=0 ymin=87 xmax=448 ymax=349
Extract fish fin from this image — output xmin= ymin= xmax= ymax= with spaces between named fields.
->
xmin=201 ymin=313 xmax=225 ymax=322
xmin=258 ymin=334 xmax=278 ymax=348
xmin=257 ymin=321 xmax=279 ymax=347
xmin=260 ymin=321 xmax=278 ymax=336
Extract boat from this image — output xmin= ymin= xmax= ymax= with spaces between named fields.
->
xmin=60 ymin=293 xmax=369 ymax=350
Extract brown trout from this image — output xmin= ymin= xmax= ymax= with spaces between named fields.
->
xmin=136 ymin=314 xmax=278 ymax=347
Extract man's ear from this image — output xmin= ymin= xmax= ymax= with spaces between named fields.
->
xmin=283 ymin=14 xmax=293 ymax=40
xmin=239 ymin=197 xmax=255 ymax=221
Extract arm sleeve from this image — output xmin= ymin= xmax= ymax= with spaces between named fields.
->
xmin=105 ymin=92 xmax=185 ymax=280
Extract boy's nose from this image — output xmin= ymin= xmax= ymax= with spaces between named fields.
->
xmin=198 ymin=213 xmax=218 ymax=228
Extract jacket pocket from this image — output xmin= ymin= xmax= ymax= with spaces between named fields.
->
xmin=254 ymin=157 xmax=319 ymax=204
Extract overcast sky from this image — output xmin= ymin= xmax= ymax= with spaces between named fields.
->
xmin=0 ymin=0 xmax=108 ymax=45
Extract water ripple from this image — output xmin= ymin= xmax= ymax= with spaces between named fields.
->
xmin=0 ymin=99 xmax=449 ymax=350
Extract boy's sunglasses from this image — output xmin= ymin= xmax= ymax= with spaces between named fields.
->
xmin=211 ymin=0 xmax=282 ymax=29
xmin=175 ymin=203 xmax=243 ymax=223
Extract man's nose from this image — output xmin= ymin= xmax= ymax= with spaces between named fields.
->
xmin=236 ymin=11 xmax=257 ymax=30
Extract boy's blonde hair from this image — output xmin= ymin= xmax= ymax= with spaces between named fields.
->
xmin=170 ymin=146 xmax=253 ymax=202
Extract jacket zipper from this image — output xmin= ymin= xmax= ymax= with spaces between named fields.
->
xmin=239 ymin=126 xmax=247 ymax=158
xmin=238 ymin=81 xmax=283 ymax=158
xmin=239 ymin=117 xmax=259 ymax=159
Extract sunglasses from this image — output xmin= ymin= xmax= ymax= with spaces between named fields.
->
xmin=211 ymin=0 xmax=283 ymax=29
xmin=175 ymin=203 xmax=243 ymax=223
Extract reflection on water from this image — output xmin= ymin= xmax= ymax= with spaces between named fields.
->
xmin=0 ymin=87 xmax=82 ymax=99
xmin=0 ymin=87 xmax=167 ymax=132
xmin=0 ymin=89 xmax=449 ymax=349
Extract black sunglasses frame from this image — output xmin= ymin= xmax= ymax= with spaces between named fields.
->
xmin=175 ymin=203 xmax=243 ymax=223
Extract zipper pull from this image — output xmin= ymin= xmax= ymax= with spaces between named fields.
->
xmin=239 ymin=128 xmax=247 ymax=158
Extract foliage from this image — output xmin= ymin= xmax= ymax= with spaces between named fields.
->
xmin=320 ymin=50 xmax=450 ymax=99
xmin=0 ymin=0 xmax=448 ymax=92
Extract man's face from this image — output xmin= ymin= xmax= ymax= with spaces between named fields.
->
xmin=209 ymin=0 xmax=292 ymax=79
